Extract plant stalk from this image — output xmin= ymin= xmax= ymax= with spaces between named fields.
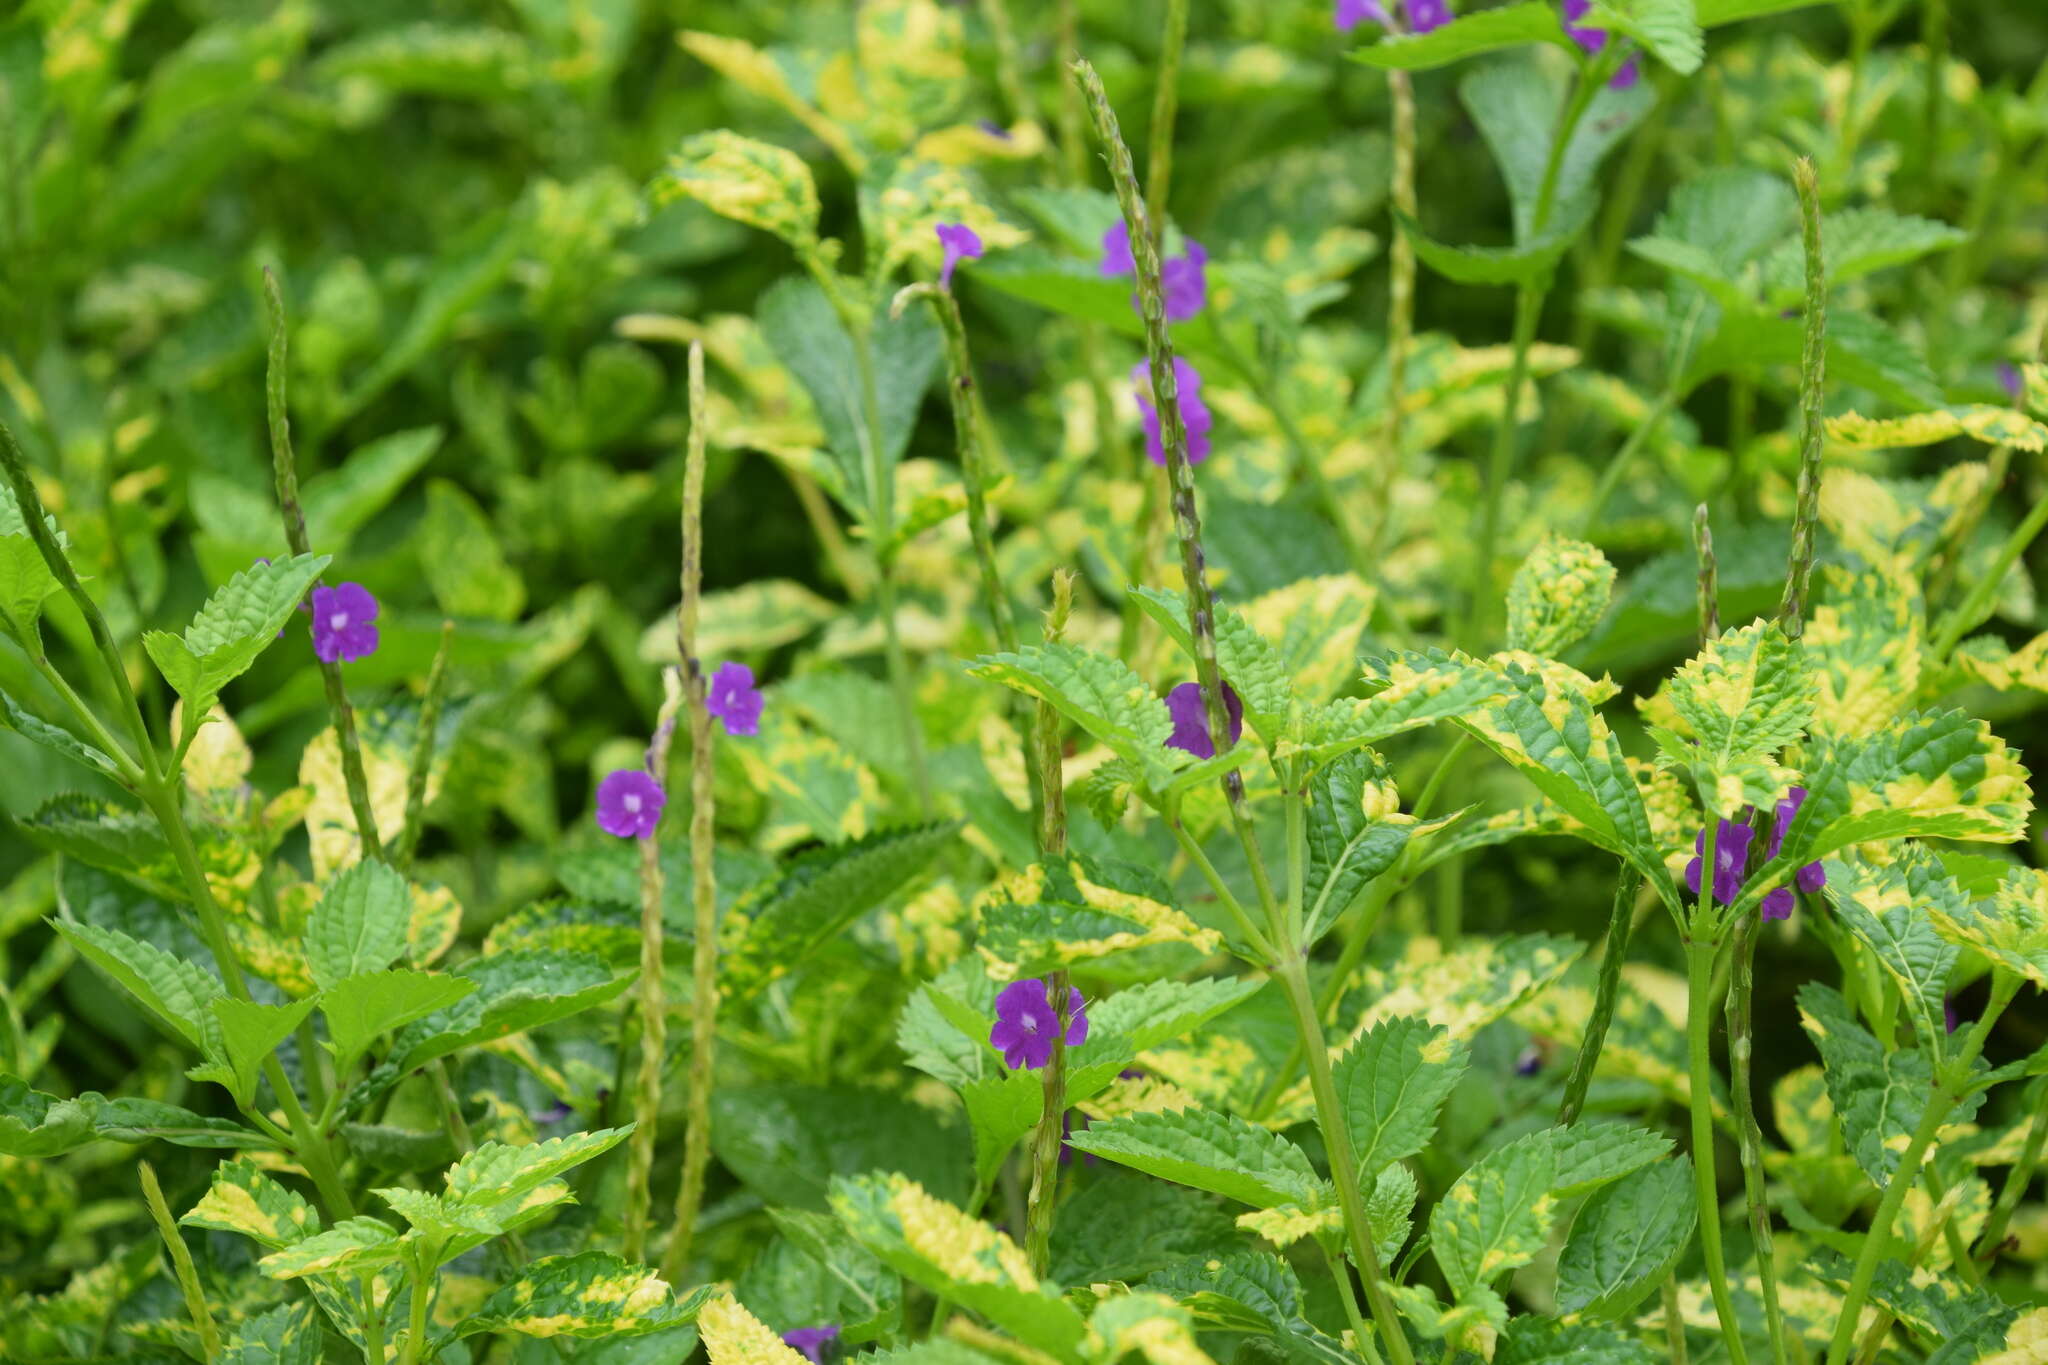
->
xmin=623 ymin=670 xmax=684 ymax=1264
xmin=1725 ymin=912 xmax=1791 ymax=1365
xmin=1694 ymin=504 xmax=1721 ymax=642
xmin=1145 ymin=0 xmax=1191 ymax=229
xmin=1685 ymin=933 xmax=1750 ymax=1365
xmin=1557 ymin=865 xmax=1643 ymax=1126
xmin=1975 ymin=1076 xmax=2048 ymax=1264
xmin=393 ymin=621 xmax=454 ymax=875
xmin=1930 ymin=466 xmax=2048 ymax=660
xmin=663 ymin=344 xmax=722 ymax=1283
xmin=1384 ymin=67 xmax=1418 ymax=464
xmin=1780 ymin=159 xmax=1827 ymax=642
xmin=141 ymin=1161 xmax=221 ymax=1360
xmin=1024 ymin=572 xmax=1075 ymax=1275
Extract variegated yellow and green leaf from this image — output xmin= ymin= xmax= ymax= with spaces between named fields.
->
xmin=677 ymin=31 xmax=865 ymax=173
xmin=1656 ymin=619 xmax=1813 ymax=814
xmin=1064 ymin=1105 xmax=1329 ymax=1211
xmin=1826 ymin=405 xmax=2048 ymax=453
xmin=1084 ymin=1292 xmax=1220 ymax=1365
xmin=1506 ymin=535 xmax=1616 ymax=656
xmin=976 ymin=856 xmax=1224 ymax=975
xmin=1923 ymin=866 xmax=2048 ymax=990
xmin=1805 ymin=567 xmax=1921 ymax=736
xmin=1820 ymin=849 xmax=1960 ymax=1049
xmin=181 ymin=1158 xmax=321 ymax=1249
xmin=871 ymin=162 xmax=1028 ymax=283
xmin=1238 ymin=573 xmax=1376 ymax=706
xmin=968 ymin=643 xmax=1184 ymax=787
xmin=258 ymin=1216 xmax=405 ymax=1279
xmin=456 ymin=1251 xmax=713 ymax=1339
xmin=650 ymin=131 xmax=821 ymax=251
xmin=1128 ymin=586 xmax=1294 ymax=743
xmin=697 ymin=1291 xmax=807 ymax=1365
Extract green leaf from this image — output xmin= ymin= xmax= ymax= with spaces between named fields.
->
xmin=976 ymin=856 xmax=1224 ymax=975
xmin=761 ymin=1206 xmax=904 ymax=1342
xmin=1925 ymin=865 xmax=2048 ymax=993
xmin=320 ymin=968 xmax=477 ymax=1072
xmin=1556 ymin=1157 xmax=1697 ymax=1321
xmin=0 ymin=483 xmax=68 ymax=646
xmin=1546 ymin=1122 xmax=1673 ymax=1196
xmin=419 ymin=478 xmax=525 ymax=622
xmin=713 ymin=1084 xmax=972 ymax=1211
xmin=967 ymin=644 xmax=1179 ymax=784
xmin=1823 ymin=850 xmax=1961 ymax=1050
xmin=1399 ymin=209 xmax=1578 ymax=286
xmin=1664 ymin=619 xmax=1814 ymax=814
xmin=1797 ymin=983 xmax=1978 ymax=1186
xmin=1146 ymin=1251 xmax=1351 ymax=1365
xmin=459 ymin=1252 xmax=713 ymax=1338
xmin=1350 ymin=3 xmax=1572 ymax=70
xmin=219 ymin=1303 xmax=322 ymax=1365
xmin=1064 ymin=1107 xmax=1324 ymax=1210
xmin=445 ymin=1126 xmax=632 ymax=1207
xmin=1763 ymin=208 xmax=1966 ymax=302
xmin=0 ymin=1074 xmax=94 ymax=1157
xmin=1429 ymin=1128 xmax=1559 ymax=1298
xmin=1080 ymin=976 xmax=1266 ymax=1057
xmin=1302 ymin=753 xmax=1414 ymax=947
xmin=53 ymin=919 xmax=224 ymax=1054
xmin=306 ymin=859 xmax=414 ymax=990
xmin=20 ymin=795 xmax=178 ymax=892
xmin=83 ymin=1095 xmax=272 ymax=1149
xmin=755 ymin=274 xmax=940 ymax=517
xmin=1459 ymin=57 xmax=1652 ymax=246
xmin=142 ymin=553 xmax=330 ymax=706
xmin=182 ymin=1157 xmax=321 ymax=1249
xmin=386 ymin=949 xmax=633 ymax=1073
xmin=304 ymin=427 xmax=444 ymax=546
xmin=199 ymin=995 xmax=317 ymax=1107
xmin=1507 ymin=535 xmax=1616 ymax=656
xmin=1586 ymin=0 xmax=1703 ymax=73
xmin=652 ymin=131 xmax=821 ymax=249
xmin=1335 ymin=1016 xmax=1470 ymax=1183
xmin=0 ymin=691 xmax=122 ymax=780
xmin=829 ymin=1172 xmax=1087 ymax=1362
xmin=1497 ymin=1319 xmax=1660 ymax=1364
xmin=962 ymin=1070 xmax=1042 ymax=1189
xmin=721 ymin=822 xmax=959 ymax=999
xmin=1696 ymin=0 xmax=1825 ymax=21
xmin=258 ymin=1216 xmax=405 ymax=1279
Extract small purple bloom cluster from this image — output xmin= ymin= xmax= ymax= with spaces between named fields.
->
xmin=934 ymin=223 xmax=983 ymax=289
xmin=783 ymin=1327 xmax=839 ymax=1363
xmin=1100 ymin=221 xmax=1209 ymax=324
xmin=594 ymin=662 xmax=763 ymax=839
xmin=1164 ymin=680 xmax=1243 ymax=759
xmin=1686 ymin=786 xmax=1826 ymax=921
xmin=1131 ymin=359 xmax=1213 ymax=467
xmin=1335 ymin=0 xmax=1452 ymax=33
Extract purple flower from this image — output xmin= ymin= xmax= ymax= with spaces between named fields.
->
xmin=707 ymin=661 xmax=763 ymax=736
xmin=1944 ymin=996 xmax=1960 ymax=1035
xmin=990 ymin=978 xmax=1088 ymax=1070
xmin=783 ymin=1328 xmax=839 ymax=1364
xmin=1100 ymin=221 xmax=1136 ymax=278
xmin=1999 ymin=362 xmax=2023 ymax=402
xmin=1404 ymin=0 xmax=1452 ymax=32
xmin=1334 ymin=0 xmax=1393 ymax=30
xmin=1100 ymin=225 xmax=1209 ymax=322
xmin=1165 ymin=680 xmax=1244 ymax=759
xmin=1515 ymin=1044 xmax=1544 ymax=1077
xmin=1686 ymin=787 xmax=1827 ymax=920
xmin=1560 ymin=0 xmax=1639 ymax=88
xmin=935 ymin=222 xmax=983 ymax=289
xmin=311 ymin=583 xmax=380 ymax=664
xmin=595 ymin=768 xmax=665 ymax=839
xmin=1160 ymin=240 xmax=1209 ymax=323
xmin=1132 ymin=359 xmax=1213 ymax=467
xmin=531 ymin=1097 xmax=574 ymax=1124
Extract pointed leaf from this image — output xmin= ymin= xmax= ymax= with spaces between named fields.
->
xmin=1556 ymin=1156 xmax=1697 ymax=1321
xmin=320 ymin=969 xmax=477 ymax=1071
xmin=1064 ymin=1107 xmax=1323 ymax=1210
xmin=1336 ymin=1016 xmax=1470 ymax=1182
xmin=182 ymin=1157 xmax=321 ymax=1249
xmin=306 ymin=859 xmax=413 ymax=989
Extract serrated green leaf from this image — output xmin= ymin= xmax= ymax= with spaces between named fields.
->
xmin=1507 ymin=535 xmax=1616 ymax=655
xmin=1764 ymin=208 xmax=1967 ymax=302
xmin=1924 ymin=865 xmax=2048 ymax=992
xmin=1064 ymin=1107 xmax=1323 ymax=1210
xmin=1429 ymin=1129 xmax=1558 ymax=1298
xmin=181 ymin=1157 xmax=321 ymax=1249
xmin=829 ymin=1172 xmax=1087 ymax=1362
xmin=1126 ymin=586 xmax=1293 ymax=742
xmin=1080 ymin=976 xmax=1265 ymax=1057
xmin=82 ymin=1094 xmax=271 ymax=1149
xmin=419 ymin=478 xmax=526 ymax=621
xmin=144 ymin=554 xmax=329 ymax=707
xmin=1797 ymin=983 xmax=1979 ymax=1186
xmin=0 ymin=485 xmax=69 ymax=646
xmin=1823 ymin=850 xmax=1961 ymax=1050
xmin=53 ymin=919 xmax=224 ymax=1054
xmin=1586 ymin=0 xmax=1702 ymax=72
xmin=320 ymin=968 xmax=477 ymax=1072
xmin=445 ymin=1126 xmax=632 ymax=1207
xmin=651 ymin=131 xmax=820 ymax=248
xmin=1556 ymin=1156 xmax=1696 ymax=1321
xmin=1303 ymin=753 xmax=1414 ymax=947
xmin=459 ymin=1251 xmax=712 ymax=1338
xmin=722 ymin=822 xmax=959 ymax=999
xmin=1497 ymin=1318 xmax=1660 ymax=1364
xmin=219 ymin=1303 xmax=322 ymax=1365
xmin=1665 ymin=620 xmax=1814 ymax=814
xmin=976 ymin=856 xmax=1223 ymax=975
xmin=0 ymin=692 xmax=122 ymax=780
xmin=967 ymin=644 xmax=1180 ymax=783
xmin=20 ymin=795 xmax=178 ymax=892
xmin=0 ymin=1074 xmax=94 ymax=1157
xmin=1399 ymin=209 xmax=1577 ymax=286
xmin=307 ymin=858 xmax=414 ymax=990
xmin=1350 ymin=2 xmax=1572 ymax=70
xmin=961 ymin=1070 xmax=1041 ymax=1189
xmin=1546 ymin=1122 xmax=1673 ymax=1196
xmin=258 ymin=1216 xmax=404 ymax=1279
xmin=202 ymin=994 xmax=317 ymax=1107
xmin=1336 ymin=1016 xmax=1470 ymax=1183
xmin=1460 ymin=57 xmax=1652 ymax=248
xmin=387 ymin=949 xmax=633 ymax=1073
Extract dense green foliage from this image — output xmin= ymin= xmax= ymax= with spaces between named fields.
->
xmin=3 ymin=1 xmax=2048 ymax=1363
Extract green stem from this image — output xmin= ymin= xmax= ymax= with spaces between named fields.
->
xmin=1024 ymin=574 xmax=1073 ymax=1276
xmin=662 ymin=344 xmax=722 ymax=1284
xmin=1975 ymin=1076 xmax=2048 ymax=1264
xmin=978 ymin=0 xmax=1038 ymax=129
xmin=140 ymin=1161 xmax=221 ymax=1361
xmin=1826 ymin=975 xmax=2018 ymax=1365
xmin=1321 ymin=1235 xmax=1387 ymax=1365
xmin=1662 ymin=1277 xmax=1689 ymax=1365
xmin=1557 ymin=865 xmax=1643 ymax=1126
xmin=398 ymin=1251 xmax=432 ymax=1365
xmin=1930 ymin=466 xmax=2048 ymax=660
xmin=1780 ymin=159 xmax=1827 ymax=643
xmin=1469 ymin=282 xmax=1544 ymax=644
xmin=1724 ymin=913 xmax=1791 ymax=1365
xmin=360 ymin=1274 xmax=387 ymax=1365
xmin=623 ymin=674 xmax=682 ymax=1265
xmin=1685 ymin=934 xmax=1750 ymax=1365
xmin=262 ymin=268 xmax=384 ymax=861
xmin=1277 ymin=958 xmax=1416 ymax=1365
xmin=24 ymin=651 xmax=144 ymax=787
xmin=1925 ymin=444 xmax=2011 ymax=611
xmin=1580 ymin=385 xmax=1680 ymax=534
xmin=1695 ymin=504 xmax=1721 ymax=642
xmin=1383 ymin=67 xmax=1418 ymax=464
xmin=1166 ymin=814 xmax=1277 ymax=962
xmin=427 ymin=1059 xmax=474 ymax=1153
xmin=1920 ymin=0 xmax=1948 ymax=205
xmin=1145 ymin=0 xmax=1191 ymax=229
xmin=393 ymin=621 xmax=454 ymax=875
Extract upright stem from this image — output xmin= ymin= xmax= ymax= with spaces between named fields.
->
xmin=393 ymin=621 xmax=454 ymax=875
xmin=1384 ymin=68 xmax=1418 ymax=464
xmin=623 ymin=672 xmax=683 ymax=1264
xmin=1724 ymin=914 xmax=1791 ymax=1365
xmin=262 ymin=268 xmax=383 ymax=862
xmin=1278 ymin=958 xmax=1417 ymax=1365
xmin=1685 ymin=934 xmax=1750 ymax=1365
xmin=1920 ymin=0 xmax=1948 ymax=205
xmin=427 ymin=1059 xmax=475 ymax=1153
xmin=663 ymin=345 xmax=722 ymax=1283
xmin=1025 ymin=573 xmax=1074 ymax=1275
xmin=1662 ymin=1278 xmax=1690 ymax=1365
xmin=1557 ymin=865 xmax=1642 ymax=1126
xmin=1321 ymin=1236 xmax=1387 ymax=1365
xmin=1469 ymin=284 xmax=1543 ymax=643
xmin=1580 ymin=385 xmax=1680 ymax=533
xmin=141 ymin=1161 xmax=221 ymax=1361
xmin=398 ymin=1253 xmax=432 ymax=1365
xmin=1694 ymin=504 xmax=1721 ymax=642
xmin=978 ymin=0 xmax=1038 ymax=130
xmin=1780 ymin=159 xmax=1827 ymax=643
xmin=1145 ymin=0 xmax=1191 ymax=230
xmin=1930 ymin=468 xmax=2048 ymax=660
xmin=1975 ymin=1077 xmax=2048 ymax=1264
xmin=1826 ymin=975 xmax=2017 ymax=1365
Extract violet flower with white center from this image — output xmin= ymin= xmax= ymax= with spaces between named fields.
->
xmin=311 ymin=582 xmax=380 ymax=663
xmin=1132 ymin=359 xmax=1213 ymax=467
xmin=707 ymin=661 xmax=763 ymax=736
xmin=1685 ymin=786 xmax=1827 ymax=920
xmin=783 ymin=1327 xmax=839 ymax=1364
xmin=595 ymin=768 xmax=665 ymax=839
xmin=1164 ymin=680 xmax=1243 ymax=759
xmin=1334 ymin=0 xmax=1393 ymax=31
xmin=935 ymin=222 xmax=983 ymax=289
xmin=990 ymin=978 xmax=1088 ymax=1070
